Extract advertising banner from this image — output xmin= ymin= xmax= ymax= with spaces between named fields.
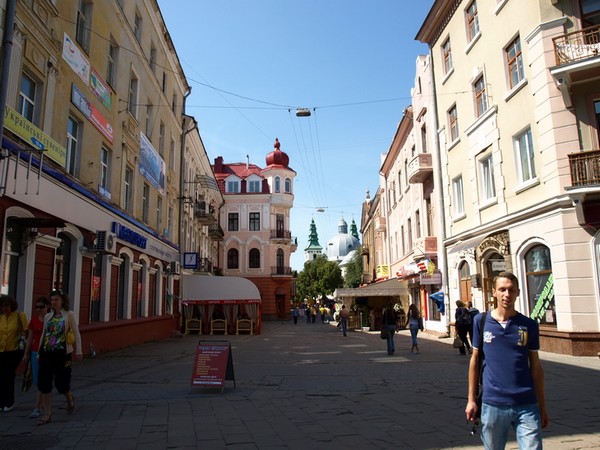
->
xmin=62 ymin=33 xmax=90 ymax=85
xmin=139 ymin=132 xmax=166 ymax=195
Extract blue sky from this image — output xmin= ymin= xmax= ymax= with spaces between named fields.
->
xmin=158 ymin=1 xmax=434 ymax=271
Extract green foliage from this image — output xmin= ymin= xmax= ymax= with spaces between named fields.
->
xmin=296 ymin=256 xmax=343 ymax=302
xmin=343 ymin=247 xmax=363 ymax=288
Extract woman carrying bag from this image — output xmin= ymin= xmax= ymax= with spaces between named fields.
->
xmin=36 ymin=290 xmax=82 ymax=426
xmin=0 ymin=295 xmax=29 ymax=412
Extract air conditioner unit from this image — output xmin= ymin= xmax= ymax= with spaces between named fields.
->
xmin=95 ymin=230 xmax=117 ymax=254
xmin=170 ymin=261 xmax=181 ymax=274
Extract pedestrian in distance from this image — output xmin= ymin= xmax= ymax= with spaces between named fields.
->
xmin=465 ymin=271 xmax=549 ymax=449
xmin=292 ymin=306 xmax=299 ymax=325
xmin=0 ymin=295 xmax=29 ymax=412
xmin=339 ymin=304 xmax=350 ymax=337
xmin=36 ymin=290 xmax=82 ymax=426
xmin=407 ymin=304 xmax=423 ymax=354
xmin=381 ymin=303 xmax=398 ymax=355
xmin=455 ymin=300 xmax=472 ymax=355
xmin=466 ymin=300 xmax=479 ymax=347
xmin=24 ymin=296 xmax=51 ymax=418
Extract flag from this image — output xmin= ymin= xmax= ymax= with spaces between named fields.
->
xmin=430 ymin=291 xmax=445 ymax=314
xmin=426 ymin=259 xmax=436 ymax=275
xmin=417 ymin=260 xmax=427 ymax=272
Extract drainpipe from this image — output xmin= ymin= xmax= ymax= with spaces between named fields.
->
xmin=0 ymin=0 xmax=17 ymax=197
xmin=427 ymin=53 xmax=451 ymax=336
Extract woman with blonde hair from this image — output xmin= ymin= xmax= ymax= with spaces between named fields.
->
xmin=407 ymin=304 xmax=423 ymax=354
xmin=36 ymin=290 xmax=82 ymax=425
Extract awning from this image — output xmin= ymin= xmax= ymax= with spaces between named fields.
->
xmin=447 ymin=235 xmax=486 ymax=255
xmin=181 ymin=275 xmax=261 ymax=304
xmin=334 ymin=278 xmax=407 ymax=299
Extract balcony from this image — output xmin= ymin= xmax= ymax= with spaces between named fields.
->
xmin=551 ymin=25 xmax=600 ymax=107
xmin=270 ymin=229 xmax=292 ymax=243
xmin=271 ymin=266 xmax=292 ymax=276
xmin=207 ymin=224 xmax=224 ymax=241
xmin=569 ymin=149 xmax=600 ymax=187
xmin=290 ymin=236 xmax=298 ymax=252
xmin=375 ymin=216 xmax=386 ymax=233
xmin=198 ymin=257 xmax=213 ymax=273
xmin=412 ymin=236 xmax=438 ymax=259
xmin=194 ymin=201 xmax=216 ymax=225
xmin=407 ymin=153 xmax=433 ymax=184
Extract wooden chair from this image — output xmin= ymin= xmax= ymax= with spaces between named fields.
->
xmin=210 ymin=318 xmax=227 ymax=335
xmin=185 ymin=318 xmax=202 ymax=335
xmin=236 ymin=318 xmax=253 ymax=335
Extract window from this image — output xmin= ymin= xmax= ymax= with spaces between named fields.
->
xmin=134 ymin=10 xmax=142 ymax=42
xmin=407 ymin=218 xmax=413 ymax=251
xmin=228 ymin=213 xmax=239 ymax=231
xmin=76 ymin=0 xmax=91 ymax=53
xmin=525 ymin=245 xmax=555 ymax=325
xmin=421 ymin=124 xmax=428 ymax=153
xmin=452 ymin=176 xmax=465 ymax=216
xmin=156 ymin=196 xmax=162 ymax=231
xmin=249 ymin=212 xmax=260 ymax=231
xmin=506 ymin=36 xmax=524 ymax=88
xmin=276 ymin=249 xmax=284 ymax=272
xmin=18 ymin=73 xmax=36 ymax=122
xmin=128 ymin=72 xmax=138 ymax=117
xmin=442 ymin=38 xmax=453 ymax=74
xmin=172 ymin=93 xmax=178 ymax=114
xmin=158 ymin=122 xmax=165 ymax=156
xmin=169 ymin=137 xmax=175 ymax=171
xmin=284 ymin=178 xmax=291 ymax=193
xmin=150 ymin=44 xmax=157 ymax=74
xmin=466 ymin=1 xmax=480 ymax=42
xmin=124 ymin=167 xmax=133 ymax=213
xmin=162 ymin=72 xmax=167 ymax=94
xmin=167 ymin=206 xmax=173 ymax=237
xmin=100 ymin=147 xmax=110 ymax=190
xmin=249 ymin=249 xmax=260 ymax=268
xmin=581 ymin=0 xmax=600 ymax=27
xmin=474 ymin=75 xmax=488 ymax=117
xmin=107 ymin=38 xmax=118 ymax=87
xmin=276 ymin=214 xmax=284 ymax=238
xmin=274 ymin=176 xmax=281 ymax=193
xmin=66 ymin=116 xmax=80 ymax=176
xmin=142 ymin=183 xmax=150 ymax=222
xmin=448 ymin=105 xmax=459 ymax=142
xmin=248 ymin=180 xmax=260 ymax=193
xmin=401 ymin=225 xmax=405 ymax=255
xmin=514 ymin=128 xmax=536 ymax=183
xmin=226 ymin=180 xmax=240 ymax=193
xmin=227 ymin=249 xmax=239 ymax=269
xmin=415 ymin=210 xmax=421 ymax=239
xmin=145 ymin=102 xmax=153 ymax=137
xmin=479 ymin=155 xmax=496 ymax=201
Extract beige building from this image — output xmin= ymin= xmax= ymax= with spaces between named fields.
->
xmin=417 ymin=0 xmax=600 ymax=355
xmin=0 ymin=0 xmax=189 ymax=352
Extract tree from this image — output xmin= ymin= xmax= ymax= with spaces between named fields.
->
xmin=343 ymin=247 xmax=363 ymax=288
xmin=296 ymin=256 xmax=343 ymax=303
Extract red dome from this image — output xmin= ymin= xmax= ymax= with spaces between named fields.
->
xmin=265 ymin=138 xmax=289 ymax=167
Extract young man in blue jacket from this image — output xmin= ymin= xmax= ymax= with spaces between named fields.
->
xmin=465 ymin=272 xmax=549 ymax=449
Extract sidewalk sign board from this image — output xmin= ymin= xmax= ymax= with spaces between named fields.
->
xmin=191 ymin=340 xmax=235 ymax=392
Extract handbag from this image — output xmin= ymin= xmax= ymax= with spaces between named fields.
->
xmin=380 ymin=327 xmax=390 ymax=340
xmin=453 ymin=334 xmax=463 ymax=348
xmin=67 ymin=313 xmax=76 ymax=345
xmin=21 ymin=359 xmax=33 ymax=393
xmin=17 ymin=312 xmax=27 ymax=352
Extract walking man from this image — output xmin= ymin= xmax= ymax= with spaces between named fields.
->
xmin=465 ymin=272 xmax=549 ymax=449
xmin=339 ymin=305 xmax=349 ymax=337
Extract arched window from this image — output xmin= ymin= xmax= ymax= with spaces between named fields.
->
xmin=276 ymin=248 xmax=284 ymax=274
xmin=227 ymin=249 xmax=239 ymax=269
xmin=284 ymin=177 xmax=291 ymax=193
xmin=525 ymin=244 xmax=555 ymax=325
xmin=274 ymin=176 xmax=281 ymax=193
xmin=249 ymin=248 xmax=260 ymax=268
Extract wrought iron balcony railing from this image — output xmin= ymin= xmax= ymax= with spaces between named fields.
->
xmin=569 ymin=149 xmax=600 ymax=187
xmin=553 ymin=25 xmax=600 ymax=66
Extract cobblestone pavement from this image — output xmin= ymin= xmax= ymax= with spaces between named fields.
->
xmin=1 ymin=320 xmax=599 ymax=449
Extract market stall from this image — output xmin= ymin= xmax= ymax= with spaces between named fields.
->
xmin=181 ymin=275 xmax=262 ymax=335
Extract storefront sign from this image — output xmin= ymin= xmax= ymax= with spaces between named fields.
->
xmin=71 ymin=84 xmax=114 ymax=143
xmin=112 ymin=222 xmax=147 ymax=249
xmin=139 ymin=132 xmax=166 ymax=195
xmin=62 ymin=33 xmax=90 ymax=85
xmin=90 ymin=69 xmax=112 ymax=111
xmin=376 ymin=265 xmax=389 ymax=279
xmin=3 ymin=106 xmax=66 ymax=166
xmin=191 ymin=341 xmax=235 ymax=389
xmin=491 ymin=260 xmax=507 ymax=271
xmin=420 ymin=272 xmax=442 ymax=285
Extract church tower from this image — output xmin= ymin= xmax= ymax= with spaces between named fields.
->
xmin=304 ymin=219 xmax=323 ymax=262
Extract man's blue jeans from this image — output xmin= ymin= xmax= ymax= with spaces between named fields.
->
xmin=341 ymin=318 xmax=347 ymax=336
xmin=480 ymin=402 xmax=542 ymax=450
xmin=385 ymin=325 xmax=396 ymax=354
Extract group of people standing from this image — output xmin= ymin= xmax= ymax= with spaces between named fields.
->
xmin=0 ymin=290 xmax=82 ymax=425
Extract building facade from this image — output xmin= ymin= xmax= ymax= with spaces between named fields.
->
xmin=417 ymin=0 xmax=600 ymax=355
xmin=0 ymin=0 xmax=193 ymax=352
xmin=213 ymin=139 xmax=297 ymax=322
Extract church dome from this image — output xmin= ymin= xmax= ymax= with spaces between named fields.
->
xmin=265 ymin=138 xmax=289 ymax=167
xmin=326 ymin=218 xmax=360 ymax=262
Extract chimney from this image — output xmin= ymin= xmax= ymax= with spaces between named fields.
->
xmin=214 ymin=156 xmax=223 ymax=173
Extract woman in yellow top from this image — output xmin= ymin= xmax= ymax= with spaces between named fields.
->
xmin=0 ymin=294 xmax=29 ymax=412
xmin=36 ymin=290 xmax=82 ymax=425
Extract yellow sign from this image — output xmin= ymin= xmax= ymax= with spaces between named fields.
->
xmin=3 ymin=105 xmax=66 ymax=166
xmin=376 ymin=265 xmax=390 ymax=279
